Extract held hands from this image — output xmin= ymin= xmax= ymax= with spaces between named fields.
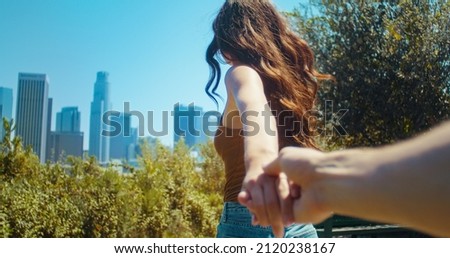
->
xmin=237 ymin=170 xmax=298 ymax=238
xmin=238 ymin=147 xmax=335 ymax=237
xmin=264 ymin=147 xmax=334 ymax=225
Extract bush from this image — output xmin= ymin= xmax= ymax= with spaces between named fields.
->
xmin=0 ymin=119 xmax=225 ymax=238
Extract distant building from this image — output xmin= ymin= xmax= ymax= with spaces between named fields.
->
xmin=48 ymin=106 xmax=83 ymax=162
xmin=56 ymin=106 xmax=81 ymax=133
xmin=0 ymin=87 xmax=13 ymax=139
xmin=45 ymin=98 xmax=53 ymax=162
xmin=15 ymin=73 xmax=50 ymax=163
xmin=89 ymin=71 xmax=111 ymax=163
xmin=109 ymin=112 xmax=138 ymax=161
xmin=48 ymin=132 xmax=84 ymax=162
xmin=173 ymin=103 xmax=208 ymax=148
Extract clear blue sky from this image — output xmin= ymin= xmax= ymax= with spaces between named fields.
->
xmin=0 ymin=0 xmax=307 ymax=148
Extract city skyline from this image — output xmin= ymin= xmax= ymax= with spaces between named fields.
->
xmin=2 ymin=71 xmax=216 ymax=157
xmin=0 ymin=0 xmax=304 ymax=148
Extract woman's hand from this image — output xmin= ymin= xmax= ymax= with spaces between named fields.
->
xmin=238 ymin=170 xmax=296 ymax=238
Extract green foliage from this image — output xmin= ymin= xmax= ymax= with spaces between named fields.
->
xmin=290 ymin=0 xmax=450 ymax=147
xmin=0 ymin=119 xmax=225 ymax=238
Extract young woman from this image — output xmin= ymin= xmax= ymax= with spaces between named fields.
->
xmin=206 ymin=0 xmax=331 ymax=238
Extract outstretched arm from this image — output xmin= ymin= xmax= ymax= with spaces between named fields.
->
xmin=225 ymin=65 xmax=291 ymax=237
xmin=265 ymin=121 xmax=450 ymax=237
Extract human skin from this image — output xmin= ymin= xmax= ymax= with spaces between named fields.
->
xmin=222 ymin=63 xmax=295 ymax=238
xmin=262 ymin=121 xmax=450 ymax=237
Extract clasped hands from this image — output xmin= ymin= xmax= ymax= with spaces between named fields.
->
xmin=237 ymin=170 xmax=296 ymax=238
xmin=238 ymin=147 xmax=333 ymax=238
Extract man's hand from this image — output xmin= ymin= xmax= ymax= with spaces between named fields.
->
xmin=263 ymin=147 xmax=334 ymax=224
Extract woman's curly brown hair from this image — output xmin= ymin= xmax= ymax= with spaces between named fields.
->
xmin=206 ymin=0 xmax=332 ymax=149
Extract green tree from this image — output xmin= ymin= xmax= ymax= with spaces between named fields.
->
xmin=290 ymin=0 xmax=450 ymax=147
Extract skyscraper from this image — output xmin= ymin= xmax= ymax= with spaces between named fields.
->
xmin=46 ymin=98 xmax=53 ymax=162
xmin=15 ymin=73 xmax=49 ymax=163
xmin=48 ymin=106 xmax=83 ymax=162
xmin=56 ymin=106 xmax=81 ymax=132
xmin=89 ymin=71 xmax=111 ymax=163
xmin=173 ymin=103 xmax=208 ymax=148
xmin=0 ymin=87 xmax=13 ymax=139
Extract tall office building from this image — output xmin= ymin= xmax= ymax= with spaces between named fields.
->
xmin=56 ymin=106 xmax=81 ymax=132
xmin=109 ymin=112 xmax=137 ymax=161
xmin=89 ymin=71 xmax=111 ymax=163
xmin=173 ymin=103 xmax=208 ymax=148
xmin=48 ymin=106 xmax=83 ymax=162
xmin=15 ymin=73 xmax=49 ymax=163
xmin=46 ymin=98 xmax=53 ymax=162
xmin=0 ymin=87 xmax=13 ymax=139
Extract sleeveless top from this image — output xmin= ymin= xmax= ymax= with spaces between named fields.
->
xmin=214 ymin=121 xmax=246 ymax=202
xmin=214 ymin=107 xmax=304 ymax=202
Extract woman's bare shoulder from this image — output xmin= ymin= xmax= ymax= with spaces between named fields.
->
xmin=225 ymin=65 xmax=263 ymax=91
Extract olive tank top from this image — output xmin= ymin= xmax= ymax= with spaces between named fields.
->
xmin=214 ymin=123 xmax=245 ymax=202
xmin=213 ymin=108 xmax=303 ymax=202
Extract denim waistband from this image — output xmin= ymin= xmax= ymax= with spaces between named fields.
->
xmin=218 ymin=202 xmax=318 ymax=238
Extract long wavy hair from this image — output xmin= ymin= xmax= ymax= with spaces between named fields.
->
xmin=206 ymin=0 xmax=331 ymax=149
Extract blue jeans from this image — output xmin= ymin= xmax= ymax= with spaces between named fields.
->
xmin=216 ymin=202 xmax=318 ymax=238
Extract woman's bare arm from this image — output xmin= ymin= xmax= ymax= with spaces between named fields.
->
xmin=224 ymin=65 xmax=289 ymax=237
